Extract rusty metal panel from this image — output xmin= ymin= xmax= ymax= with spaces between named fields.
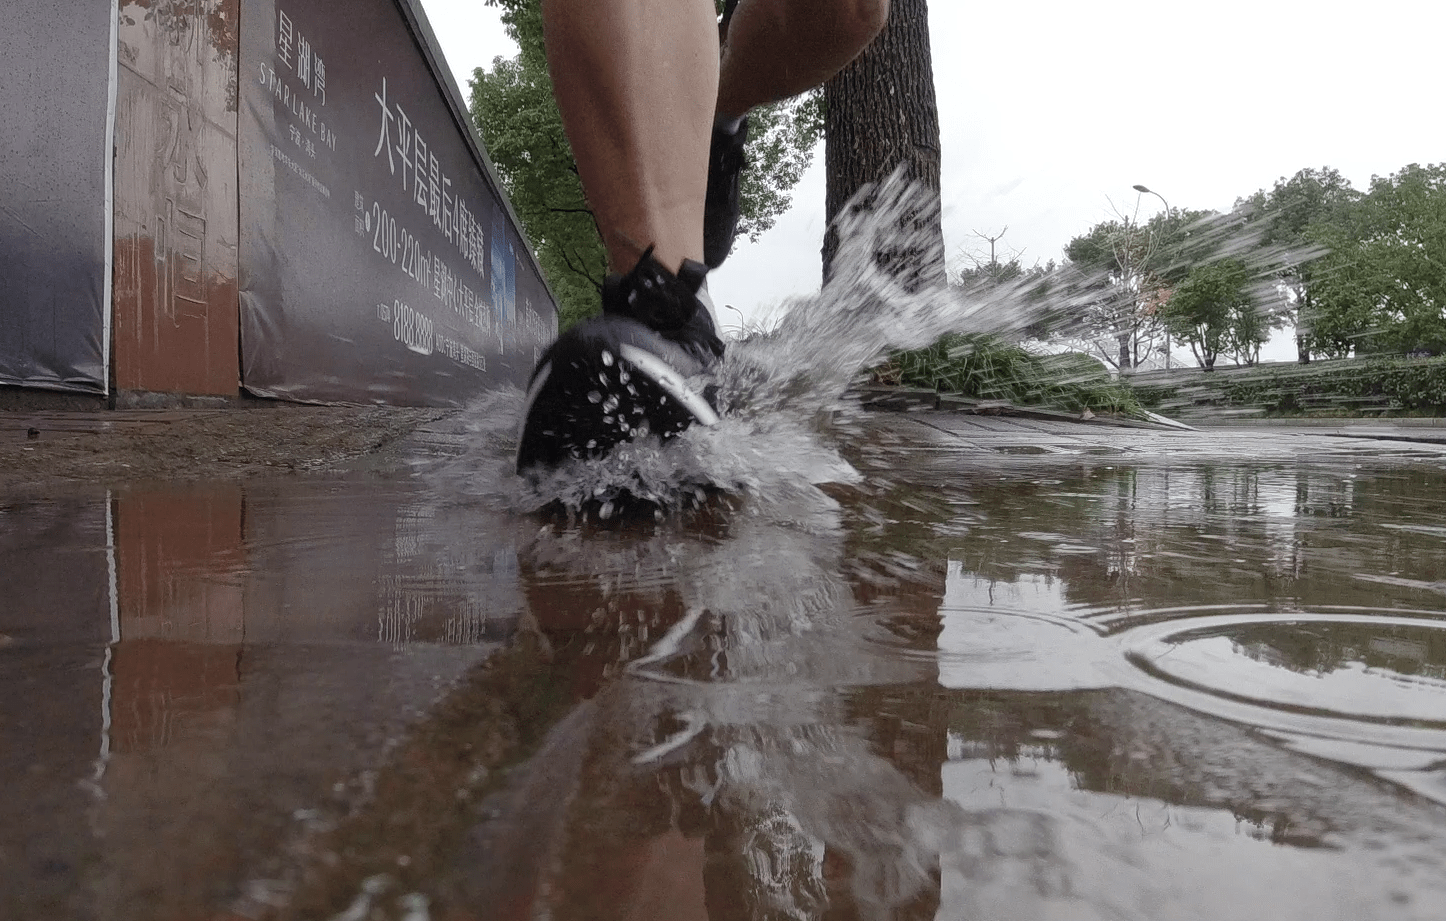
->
xmin=0 ymin=2 xmax=114 ymax=393
xmin=113 ymin=0 xmax=241 ymax=397
xmin=237 ymin=0 xmax=557 ymax=406
xmin=111 ymin=487 xmax=246 ymax=757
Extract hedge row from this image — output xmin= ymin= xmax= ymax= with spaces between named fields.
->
xmin=1128 ymin=355 xmax=1446 ymax=417
xmin=875 ymin=335 xmax=1143 ymax=415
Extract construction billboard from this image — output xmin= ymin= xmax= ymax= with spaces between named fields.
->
xmin=238 ymin=0 xmax=555 ymax=404
xmin=1 ymin=0 xmax=556 ymax=406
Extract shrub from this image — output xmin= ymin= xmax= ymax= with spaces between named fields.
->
xmin=1128 ymin=355 xmax=1446 ymax=417
xmin=873 ymin=334 xmax=1143 ymax=416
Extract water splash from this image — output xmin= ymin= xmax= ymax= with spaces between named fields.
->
xmin=445 ymin=173 xmax=1086 ymax=517
xmin=443 ymin=170 xmax=1299 ymax=516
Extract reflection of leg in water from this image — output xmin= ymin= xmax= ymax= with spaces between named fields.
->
xmin=508 ymin=497 xmax=950 ymax=921
xmin=254 ymin=484 xmax=954 ymax=919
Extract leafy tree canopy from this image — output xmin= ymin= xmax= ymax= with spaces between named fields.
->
xmin=468 ymin=0 xmax=823 ymax=327
xmin=1237 ymin=167 xmax=1360 ymax=360
xmin=1060 ymin=207 xmax=1217 ymax=369
xmin=1242 ymin=166 xmax=1358 ymax=250
xmin=1310 ymin=163 xmax=1446 ymax=356
xmin=1161 ymin=258 xmax=1275 ymax=369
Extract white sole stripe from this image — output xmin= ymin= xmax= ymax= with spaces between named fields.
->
xmin=617 ymin=344 xmax=721 ymax=426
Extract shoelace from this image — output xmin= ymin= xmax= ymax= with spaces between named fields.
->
xmin=603 ymin=245 xmax=709 ymax=334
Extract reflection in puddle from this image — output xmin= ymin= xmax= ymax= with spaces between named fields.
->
xmin=1133 ymin=618 xmax=1446 ymax=724
xmin=1 ymin=482 xmax=522 ymax=920
xmin=940 ymin=742 xmax=1408 ymax=921
xmin=937 ymin=567 xmax=1112 ymax=692
xmin=7 ymin=436 xmax=1446 ymax=919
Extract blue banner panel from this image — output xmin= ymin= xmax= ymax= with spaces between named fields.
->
xmin=238 ymin=0 xmax=557 ymax=405
xmin=0 ymin=2 xmax=112 ymax=393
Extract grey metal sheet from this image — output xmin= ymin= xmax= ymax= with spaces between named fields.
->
xmin=0 ymin=1 xmax=115 ymax=393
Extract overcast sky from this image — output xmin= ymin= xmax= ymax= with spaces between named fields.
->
xmin=420 ymin=0 xmax=1446 ymax=361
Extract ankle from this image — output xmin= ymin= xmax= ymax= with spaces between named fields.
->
xmin=714 ymin=112 xmax=746 ymax=134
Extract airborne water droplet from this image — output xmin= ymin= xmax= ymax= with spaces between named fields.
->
xmin=480 ymin=174 xmax=1053 ymax=514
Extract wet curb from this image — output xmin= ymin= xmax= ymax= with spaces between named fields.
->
xmin=851 ymin=385 xmax=1181 ymax=431
xmin=1192 ymin=416 xmax=1446 ymax=428
xmin=0 ymin=405 xmax=454 ymax=490
xmin=1187 ymin=416 xmax=1446 ymax=445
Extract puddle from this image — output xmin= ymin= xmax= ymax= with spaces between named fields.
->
xmin=6 ymin=431 xmax=1446 ymax=920
xmin=1126 ymin=616 xmax=1446 ymax=725
xmin=7 ymin=179 xmax=1446 ymax=919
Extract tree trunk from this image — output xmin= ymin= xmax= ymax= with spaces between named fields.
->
xmin=1296 ymin=290 xmax=1312 ymax=363
xmin=821 ymin=0 xmax=943 ymax=287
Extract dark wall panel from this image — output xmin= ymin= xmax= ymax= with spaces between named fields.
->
xmin=0 ymin=2 xmax=113 ymax=393
xmin=238 ymin=0 xmax=557 ymax=406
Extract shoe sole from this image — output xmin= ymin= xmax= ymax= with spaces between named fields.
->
xmin=517 ymin=339 xmax=718 ymax=474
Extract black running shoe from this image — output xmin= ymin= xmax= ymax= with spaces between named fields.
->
xmin=703 ymin=116 xmax=748 ymax=269
xmin=516 ymin=248 xmax=726 ymax=474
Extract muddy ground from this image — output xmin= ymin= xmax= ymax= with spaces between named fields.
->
xmin=0 ymin=405 xmax=453 ymax=491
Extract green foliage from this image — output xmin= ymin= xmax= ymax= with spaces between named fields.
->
xmin=1161 ymin=258 xmax=1276 ymax=369
xmin=874 ymin=334 xmax=1142 ymax=416
xmin=1234 ymin=164 xmax=1446 ymax=360
xmin=736 ymin=92 xmax=824 ymax=244
xmin=1060 ymin=207 xmax=1219 ymax=370
xmin=951 ymin=256 xmax=1052 ymax=292
xmin=469 ymin=82 xmax=599 ymax=327
xmin=1237 ymin=167 xmax=1359 ymax=360
xmin=1248 ymin=166 xmax=1358 ymax=249
xmin=469 ymin=0 xmax=823 ymax=327
xmin=469 ymin=1 xmax=602 ymax=329
xmin=1310 ymin=163 xmax=1446 ymax=356
xmin=1129 ymin=355 xmax=1446 ymax=417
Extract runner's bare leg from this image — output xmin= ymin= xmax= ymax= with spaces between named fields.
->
xmin=717 ymin=0 xmax=890 ymax=119
xmin=542 ymin=0 xmax=718 ymax=275
xmin=541 ymin=0 xmax=889 ymax=274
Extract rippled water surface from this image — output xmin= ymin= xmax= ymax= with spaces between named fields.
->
xmin=6 ymin=182 xmax=1446 ymax=919
xmin=6 ymin=413 xmax=1446 ymax=921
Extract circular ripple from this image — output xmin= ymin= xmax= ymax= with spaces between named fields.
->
xmin=1118 ymin=610 xmax=1446 ymax=758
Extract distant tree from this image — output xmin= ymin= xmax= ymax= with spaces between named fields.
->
xmin=469 ymin=0 xmax=824 ymax=327
xmin=1160 ymin=258 xmax=1263 ymax=370
xmin=1062 ymin=219 xmax=1145 ymax=370
xmin=953 ymin=257 xmax=1026 ymax=291
xmin=949 ymin=227 xmax=1047 ymax=292
xmin=822 ymin=0 xmax=943 ymax=287
xmin=468 ymin=6 xmax=600 ymax=330
xmin=1239 ymin=167 xmax=1359 ymax=362
xmin=1061 ymin=206 xmax=1214 ymax=371
xmin=1226 ymin=290 xmax=1274 ymax=366
xmin=1309 ymin=163 xmax=1446 ymax=357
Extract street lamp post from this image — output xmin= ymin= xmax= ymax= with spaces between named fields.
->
xmin=1133 ymin=184 xmax=1172 ymax=370
xmin=725 ymin=304 xmax=746 ymax=338
xmin=1133 ymin=184 xmax=1170 ymax=215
